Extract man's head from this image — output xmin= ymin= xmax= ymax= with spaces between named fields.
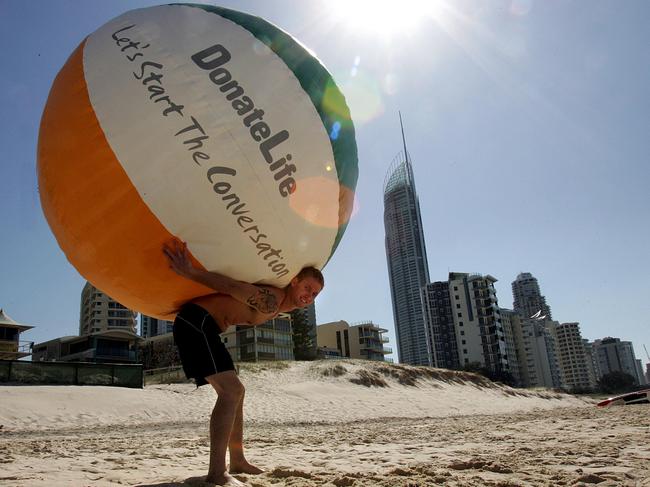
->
xmin=286 ymin=266 xmax=324 ymax=309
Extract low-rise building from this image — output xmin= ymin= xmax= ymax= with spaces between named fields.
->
xmin=317 ymin=346 xmax=342 ymax=359
xmin=317 ymin=320 xmax=391 ymax=361
xmin=32 ymin=329 xmax=141 ymax=363
xmin=221 ymin=313 xmax=294 ymax=362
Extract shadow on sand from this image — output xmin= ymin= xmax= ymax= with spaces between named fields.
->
xmin=134 ymin=476 xmax=212 ymax=487
xmin=135 ymin=475 xmax=250 ymax=487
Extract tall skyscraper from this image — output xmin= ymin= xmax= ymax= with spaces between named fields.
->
xmin=79 ymin=282 xmax=137 ymax=335
xmin=383 ymin=116 xmax=431 ymax=366
xmin=511 ymin=272 xmax=552 ymax=320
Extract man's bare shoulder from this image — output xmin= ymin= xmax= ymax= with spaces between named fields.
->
xmin=247 ymin=285 xmax=284 ymax=315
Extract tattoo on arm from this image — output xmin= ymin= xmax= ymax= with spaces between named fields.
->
xmin=246 ymin=288 xmax=279 ymax=314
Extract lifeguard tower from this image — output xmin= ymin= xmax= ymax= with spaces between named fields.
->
xmin=0 ymin=308 xmax=34 ymax=360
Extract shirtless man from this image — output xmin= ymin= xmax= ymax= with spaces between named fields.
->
xmin=163 ymin=240 xmax=324 ymax=486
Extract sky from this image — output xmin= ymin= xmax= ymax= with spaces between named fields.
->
xmin=1 ymin=0 xmax=648 ymax=364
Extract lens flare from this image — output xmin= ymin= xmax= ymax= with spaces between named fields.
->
xmin=332 ymin=69 xmax=384 ymax=124
xmin=290 ymin=177 xmax=356 ymax=229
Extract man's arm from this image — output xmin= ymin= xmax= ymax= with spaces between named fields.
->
xmin=163 ymin=239 xmax=279 ymax=314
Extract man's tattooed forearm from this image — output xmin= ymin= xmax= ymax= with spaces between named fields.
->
xmin=247 ymin=288 xmax=278 ymax=314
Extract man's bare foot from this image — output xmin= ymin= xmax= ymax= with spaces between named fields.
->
xmin=204 ymin=471 xmax=249 ymax=486
xmin=229 ymin=460 xmax=264 ymax=475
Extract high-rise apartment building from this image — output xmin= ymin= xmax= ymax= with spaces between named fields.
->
xmin=79 ymin=282 xmax=137 ymax=335
xmin=141 ymin=315 xmax=174 ymax=338
xmin=499 ymin=309 xmax=523 ymax=386
xmin=583 ymin=339 xmax=600 ymax=386
xmin=512 ymin=272 xmax=552 ymax=320
xmin=448 ymin=273 xmax=509 ymax=375
xmin=552 ymin=322 xmax=597 ymax=391
xmin=421 ymin=282 xmax=459 ymax=369
xmin=635 ymin=359 xmax=647 ymax=386
xmin=519 ymin=318 xmax=562 ymax=388
xmin=593 ymin=337 xmax=640 ymax=384
xmin=383 ymin=145 xmax=431 ymax=366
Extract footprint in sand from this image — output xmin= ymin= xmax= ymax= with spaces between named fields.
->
xmin=267 ymin=467 xmax=314 ymax=479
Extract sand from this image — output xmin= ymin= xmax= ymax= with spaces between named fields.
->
xmin=1 ymin=360 xmax=648 ymax=486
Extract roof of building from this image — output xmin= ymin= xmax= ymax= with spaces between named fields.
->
xmin=448 ymin=272 xmax=498 ymax=283
xmin=34 ymin=329 xmax=142 ymax=348
xmin=383 ymin=152 xmax=414 ymax=194
xmin=0 ymin=308 xmax=34 ymax=331
xmin=351 ymin=321 xmax=388 ymax=333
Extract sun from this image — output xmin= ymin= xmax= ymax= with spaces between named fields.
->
xmin=329 ymin=0 xmax=441 ymax=38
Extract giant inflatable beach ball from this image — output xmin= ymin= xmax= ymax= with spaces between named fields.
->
xmin=38 ymin=4 xmax=358 ymax=319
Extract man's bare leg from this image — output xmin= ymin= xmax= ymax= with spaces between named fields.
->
xmin=205 ymin=372 xmax=248 ymax=486
xmin=228 ymin=391 xmax=263 ymax=475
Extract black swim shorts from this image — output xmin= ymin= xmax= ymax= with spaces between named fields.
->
xmin=173 ymin=303 xmax=235 ymax=386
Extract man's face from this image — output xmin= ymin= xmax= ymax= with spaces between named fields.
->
xmin=289 ymin=276 xmax=323 ymax=309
